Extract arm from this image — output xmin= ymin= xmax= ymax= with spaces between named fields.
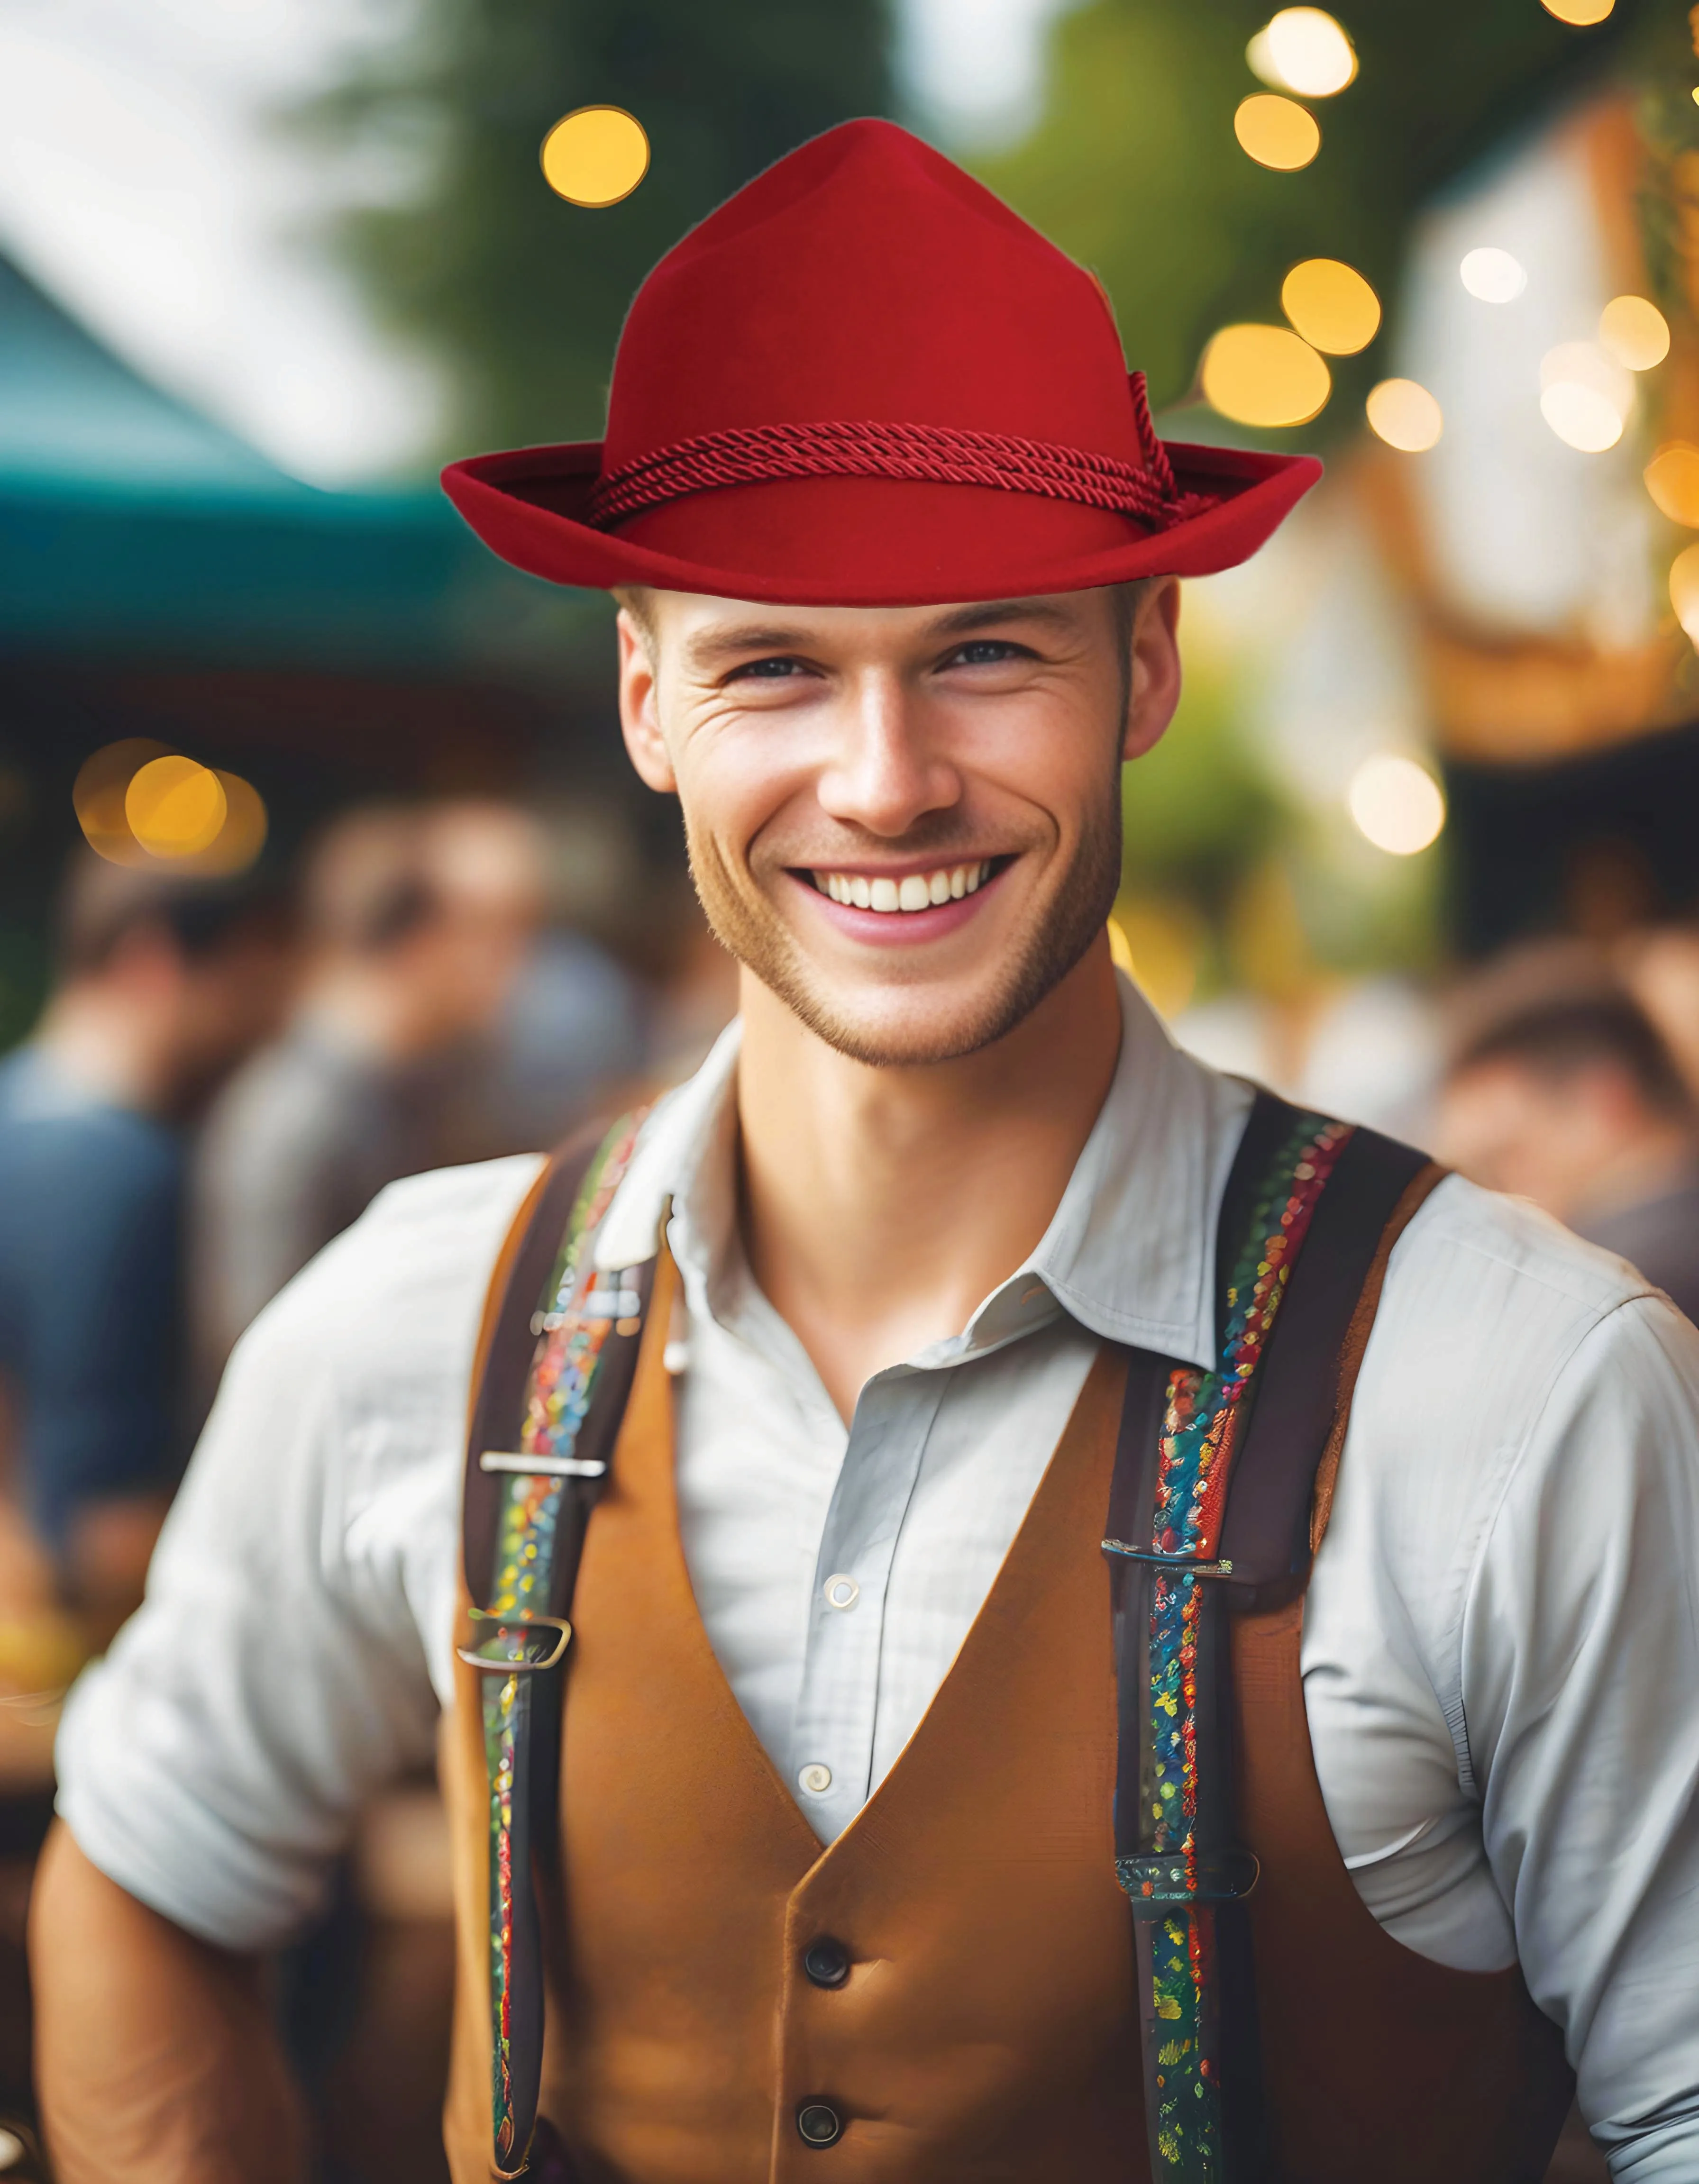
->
xmin=1462 ymin=1296 xmax=1699 ymax=2179
xmin=30 ymin=1825 xmax=304 ymax=2184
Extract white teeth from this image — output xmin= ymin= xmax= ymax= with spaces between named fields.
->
xmin=818 ymin=861 xmax=992 ymax=912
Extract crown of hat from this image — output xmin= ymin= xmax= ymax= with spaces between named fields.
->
xmin=601 ymin=120 xmax=1146 ymax=477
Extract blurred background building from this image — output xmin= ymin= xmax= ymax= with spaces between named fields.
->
xmin=1 ymin=0 xmax=1694 ymax=2177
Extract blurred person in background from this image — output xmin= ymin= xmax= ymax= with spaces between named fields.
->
xmin=193 ymin=801 xmax=543 ymax=1373
xmin=428 ymin=800 xmax=648 ymax=1163
xmin=0 ymin=854 xmax=289 ymax=1644
xmin=1438 ymin=989 xmax=1699 ymax=1323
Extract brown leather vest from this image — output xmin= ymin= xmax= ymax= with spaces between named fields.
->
xmin=443 ymin=1251 xmax=1571 ymax=2183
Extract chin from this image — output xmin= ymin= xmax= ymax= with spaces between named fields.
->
xmin=778 ymin=973 xmax=1045 ymax=1068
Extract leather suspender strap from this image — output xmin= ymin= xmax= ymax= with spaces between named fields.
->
xmin=460 ymin=1111 xmax=656 ymax=2180
xmin=1104 ymin=1090 xmax=1442 ymax=2184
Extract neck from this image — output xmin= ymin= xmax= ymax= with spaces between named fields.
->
xmin=736 ymin=939 xmax=1124 ymax=1420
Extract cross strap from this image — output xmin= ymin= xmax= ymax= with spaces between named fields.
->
xmin=1104 ymin=1090 xmax=1440 ymax=2184
xmin=459 ymin=1111 xmax=655 ymax=2180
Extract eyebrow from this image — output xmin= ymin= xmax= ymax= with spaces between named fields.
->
xmin=681 ymin=598 xmax=1077 ymax=674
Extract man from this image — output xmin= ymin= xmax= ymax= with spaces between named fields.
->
xmin=0 ymin=852 xmax=287 ymax=1642
xmin=193 ymin=801 xmax=552 ymax=1375
xmin=31 ymin=122 xmax=1699 ymax=2181
xmin=1440 ymin=987 xmax=1699 ymax=1322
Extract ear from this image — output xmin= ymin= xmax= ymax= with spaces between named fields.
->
xmin=616 ymin=609 xmax=677 ymax=794
xmin=1121 ymin=577 xmax=1182 ymax=764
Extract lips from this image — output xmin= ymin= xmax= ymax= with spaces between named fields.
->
xmin=811 ymin=861 xmax=991 ymax=913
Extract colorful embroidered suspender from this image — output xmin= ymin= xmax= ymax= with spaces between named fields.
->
xmin=459 ymin=1112 xmax=655 ymax=2180
xmin=461 ymin=1092 xmax=1436 ymax=2180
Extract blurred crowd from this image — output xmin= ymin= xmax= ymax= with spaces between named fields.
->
xmin=0 ymin=801 xmax=741 ymax=1669
xmin=0 ymin=797 xmax=740 ymax=2173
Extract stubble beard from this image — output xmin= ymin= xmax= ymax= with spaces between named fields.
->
xmin=683 ymin=771 xmax=1124 ymax=1068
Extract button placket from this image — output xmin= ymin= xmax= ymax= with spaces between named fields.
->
xmin=788 ymin=1372 xmax=946 ymax=1833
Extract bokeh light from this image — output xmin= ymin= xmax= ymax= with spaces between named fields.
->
xmin=539 ymin=106 xmax=650 ymax=208
xmin=126 ymin=756 xmax=228 ymax=858
xmin=1539 ymin=341 xmax=1632 ymax=452
xmin=1645 ymin=443 xmax=1699 ymax=527
xmin=73 ymin=739 xmax=170 ymax=866
xmin=1539 ymin=0 xmax=1613 ymax=20
xmin=1233 ymin=94 xmax=1321 ymax=171
xmin=1459 ymin=246 xmax=1527 ymax=302
xmin=1347 ymin=754 xmax=1446 ymax=855
xmin=74 ymin=742 xmax=267 ymax=872
xmin=1280 ymin=257 xmax=1380 ymax=353
xmin=1598 ymin=294 xmax=1671 ymax=371
xmin=1201 ymin=324 xmax=1331 ymax=427
xmin=1670 ymin=542 xmax=1699 ymax=643
xmin=1246 ymin=9 xmax=1357 ymax=96
xmin=1365 ymin=377 xmax=1443 ymax=451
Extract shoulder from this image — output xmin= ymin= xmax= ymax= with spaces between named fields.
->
xmin=1331 ymin=1170 xmax=1699 ymax=1619
xmin=1357 ymin=1167 xmax=1693 ymax=1452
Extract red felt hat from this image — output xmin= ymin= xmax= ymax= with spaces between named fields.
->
xmin=441 ymin=118 xmax=1320 ymax=607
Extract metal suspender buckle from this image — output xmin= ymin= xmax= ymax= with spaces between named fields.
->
xmin=456 ymin=1607 xmax=573 ymax=1674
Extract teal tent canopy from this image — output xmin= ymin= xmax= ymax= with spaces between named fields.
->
xmin=0 ymin=257 xmax=556 ymax=664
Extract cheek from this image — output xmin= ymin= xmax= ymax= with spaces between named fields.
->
xmin=675 ymin=737 xmax=817 ymax=864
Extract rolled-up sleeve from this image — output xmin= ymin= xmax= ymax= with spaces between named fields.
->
xmin=55 ymin=1153 xmax=542 ymax=1951
xmin=1462 ymin=1296 xmax=1699 ymax=2180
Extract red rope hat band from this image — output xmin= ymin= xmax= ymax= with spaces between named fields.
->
xmin=584 ymin=372 xmax=1219 ymax=533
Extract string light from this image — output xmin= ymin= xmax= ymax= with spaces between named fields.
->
xmin=1246 ymin=9 xmax=1357 ymax=95
xmin=1459 ymin=247 xmax=1527 ymax=302
xmin=73 ymin=742 xmax=267 ymax=872
xmin=1366 ymin=378 xmax=1443 ymax=451
xmin=1347 ymin=755 xmax=1445 ymax=855
xmin=1539 ymin=342 xmax=1633 ymax=452
xmin=1645 ymin=444 xmax=1699 ymax=527
xmin=1233 ymin=93 xmax=1321 ymax=169
xmin=1540 ymin=0 xmax=1613 ymax=21
xmin=1280 ymin=258 xmax=1380 ymax=353
xmin=1201 ymin=324 xmax=1332 ymax=427
xmin=126 ymin=757 xmax=227 ymax=858
xmin=1598 ymin=294 xmax=1670 ymax=371
xmin=540 ymin=106 xmax=650 ymax=207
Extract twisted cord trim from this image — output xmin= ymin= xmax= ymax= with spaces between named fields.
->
xmin=585 ymin=373 xmax=1219 ymax=532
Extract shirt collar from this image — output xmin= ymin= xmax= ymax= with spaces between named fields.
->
xmin=593 ymin=977 xmax=1250 ymax=1374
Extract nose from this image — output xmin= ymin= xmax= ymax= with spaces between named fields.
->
xmin=814 ymin=672 xmax=962 ymax=838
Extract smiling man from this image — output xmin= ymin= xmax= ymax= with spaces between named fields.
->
xmin=32 ymin=121 xmax=1699 ymax=2184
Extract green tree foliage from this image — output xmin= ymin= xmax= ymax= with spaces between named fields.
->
xmin=977 ymin=0 xmax=1650 ymax=430
xmin=299 ymin=0 xmax=894 ymax=457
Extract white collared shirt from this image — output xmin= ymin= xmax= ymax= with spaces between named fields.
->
xmin=58 ymin=979 xmax=1699 ymax=2176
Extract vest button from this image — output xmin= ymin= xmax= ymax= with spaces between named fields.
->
xmin=796 ymin=2102 xmax=843 ymax=2148
xmin=803 ymin=1937 xmax=850 ymax=1989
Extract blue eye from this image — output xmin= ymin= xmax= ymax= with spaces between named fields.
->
xmin=731 ymin=656 xmax=803 ymax=680
xmin=951 ymin=641 xmax=1024 ymax=665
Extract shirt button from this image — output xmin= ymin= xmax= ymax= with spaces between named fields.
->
xmin=822 ymin=1573 xmax=859 ymax=1611
xmin=798 ymin=1762 xmax=833 ymax=1796
xmin=796 ymin=2102 xmax=843 ymax=2147
xmin=803 ymin=1937 xmax=850 ymax=1989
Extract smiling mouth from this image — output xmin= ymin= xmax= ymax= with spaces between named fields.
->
xmin=807 ymin=859 xmax=1005 ymax=912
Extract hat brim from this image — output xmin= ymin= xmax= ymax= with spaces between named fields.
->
xmin=441 ymin=437 xmax=1320 ymax=608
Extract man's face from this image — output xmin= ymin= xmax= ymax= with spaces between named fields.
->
xmin=617 ymin=583 xmax=1181 ymax=1066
